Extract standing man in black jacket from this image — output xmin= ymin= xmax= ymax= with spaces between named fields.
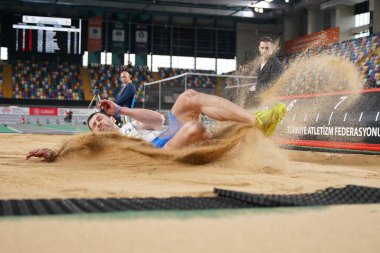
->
xmin=114 ymin=71 xmax=136 ymax=126
xmin=248 ymin=37 xmax=283 ymax=104
xmin=115 ymin=71 xmax=136 ymax=108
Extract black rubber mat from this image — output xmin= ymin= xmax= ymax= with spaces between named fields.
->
xmin=0 ymin=197 xmax=250 ymax=216
xmin=1 ymin=185 xmax=379 ymax=216
xmin=215 ymin=185 xmax=380 ymax=207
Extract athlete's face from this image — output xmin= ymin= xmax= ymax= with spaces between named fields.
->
xmin=88 ymin=113 xmax=118 ymax=133
xmin=259 ymin=41 xmax=273 ymax=57
xmin=120 ymin=72 xmax=131 ymax=84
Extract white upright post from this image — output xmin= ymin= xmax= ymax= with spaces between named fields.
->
xmin=184 ymin=74 xmax=187 ymax=91
xmin=143 ymin=85 xmax=146 ymax=108
xmin=159 ymin=81 xmax=162 ymax=112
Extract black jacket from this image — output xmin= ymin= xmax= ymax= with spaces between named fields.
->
xmin=114 ymin=83 xmax=136 ymax=108
xmin=256 ymin=56 xmax=283 ymax=92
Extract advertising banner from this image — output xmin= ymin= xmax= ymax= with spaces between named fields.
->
xmin=275 ymin=88 xmax=380 ymax=152
xmin=135 ymin=24 xmax=148 ymax=54
xmin=29 ymin=107 xmax=58 ymax=116
xmin=112 ymin=21 xmax=125 ymax=53
xmin=87 ymin=16 xmax=103 ymax=53
xmin=0 ymin=106 xmax=29 ymax=115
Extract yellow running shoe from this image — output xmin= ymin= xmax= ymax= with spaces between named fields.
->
xmin=255 ymin=102 xmax=287 ymax=137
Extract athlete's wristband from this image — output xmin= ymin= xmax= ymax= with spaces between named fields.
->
xmin=114 ymin=105 xmax=120 ymax=118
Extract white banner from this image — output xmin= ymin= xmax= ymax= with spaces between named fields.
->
xmin=0 ymin=106 xmax=29 ymax=115
xmin=0 ymin=106 xmax=96 ymax=116
xmin=113 ymin=29 xmax=125 ymax=42
xmin=136 ymin=31 xmax=147 ymax=43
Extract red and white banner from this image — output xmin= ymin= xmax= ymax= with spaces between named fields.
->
xmin=29 ymin=107 xmax=58 ymax=116
xmin=87 ymin=16 xmax=103 ymax=53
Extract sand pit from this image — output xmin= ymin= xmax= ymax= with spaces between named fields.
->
xmin=0 ymin=133 xmax=380 ymax=253
xmin=1 ymin=130 xmax=380 ymax=199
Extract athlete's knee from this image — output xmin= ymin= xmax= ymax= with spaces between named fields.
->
xmin=172 ymin=89 xmax=202 ymax=119
xmin=177 ymin=89 xmax=199 ymax=106
xmin=182 ymin=89 xmax=198 ymax=97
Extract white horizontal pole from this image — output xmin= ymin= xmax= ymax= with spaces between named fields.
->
xmin=144 ymin=72 xmax=256 ymax=87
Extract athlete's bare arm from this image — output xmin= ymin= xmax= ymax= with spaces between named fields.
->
xmin=98 ymin=99 xmax=164 ymax=130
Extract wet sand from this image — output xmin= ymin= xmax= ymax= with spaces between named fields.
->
xmin=0 ymin=133 xmax=379 ymax=253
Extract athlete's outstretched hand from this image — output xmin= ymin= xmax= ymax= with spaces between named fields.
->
xmin=98 ymin=99 xmax=118 ymax=115
xmin=26 ymin=148 xmax=57 ymax=162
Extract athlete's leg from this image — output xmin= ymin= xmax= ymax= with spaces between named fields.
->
xmin=171 ymin=89 xmax=287 ymax=139
xmin=163 ymin=120 xmax=212 ymax=150
xmin=171 ymin=89 xmax=254 ymax=124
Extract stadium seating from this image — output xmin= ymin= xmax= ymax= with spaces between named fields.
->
xmin=137 ymin=67 xmax=218 ymax=104
xmin=284 ymin=33 xmax=380 ymax=94
xmin=88 ymin=64 xmax=153 ymax=102
xmin=360 ymin=47 xmax=380 ymax=88
xmin=0 ymin=65 xmax=3 ymax=98
xmin=7 ymin=34 xmax=379 ymax=101
xmin=12 ymin=60 xmax=84 ymax=100
xmin=329 ymin=34 xmax=380 ymax=88
xmin=157 ymin=67 xmax=216 ymax=89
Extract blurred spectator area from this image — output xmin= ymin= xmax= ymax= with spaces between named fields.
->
xmin=88 ymin=64 xmax=153 ymax=102
xmin=7 ymin=33 xmax=379 ymax=102
xmin=0 ymin=65 xmax=3 ymax=98
xmin=329 ymin=34 xmax=380 ymax=88
xmin=285 ymin=33 xmax=380 ymax=94
xmin=12 ymin=60 xmax=84 ymax=100
xmin=141 ymin=68 xmax=217 ymax=104
xmin=158 ymin=68 xmax=216 ymax=89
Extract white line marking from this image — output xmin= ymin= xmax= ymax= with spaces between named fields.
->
xmin=376 ymin=112 xmax=379 ymax=122
xmin=343 ymin=113 xmax=347 ymax=122
xmin=304 ymin=114 xmax=308 ymax=122
xmin=359 ymin=112 xmax=363 ymax=122
xmin=41 ymin=126 xmax=79 ymax=133
xmin=7 ymin=126 xmax=23 ymax=133
xmin=292 ymin=113 xmax=296 ymax=122
xmin=328 ymin=111 xmax=334 ymax=125
xmin=334 ymin=96 xmax=348 ymax=110
xmin=315 ymin=113 xmax=319 ymax=122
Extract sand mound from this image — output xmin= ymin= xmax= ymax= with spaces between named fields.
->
xmin=55 ymin=123 xmax=288 ymax=173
